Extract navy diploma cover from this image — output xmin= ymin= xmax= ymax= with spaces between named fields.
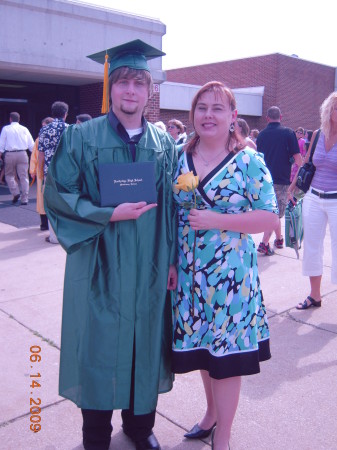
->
xmin=98 ymin=161 xmax=157 ymax=207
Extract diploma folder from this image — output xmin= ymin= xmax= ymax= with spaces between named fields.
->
xmin=98 ymin=161 xmax=157 ymax=207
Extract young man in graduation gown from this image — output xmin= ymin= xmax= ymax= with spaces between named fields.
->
xmin=44 ymin=40 xmax=178 ymax=450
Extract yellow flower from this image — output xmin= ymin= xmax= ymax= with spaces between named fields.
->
xmin=175 ymin=171 xmax=199 ymax=192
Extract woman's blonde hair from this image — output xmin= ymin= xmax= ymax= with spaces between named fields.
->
xmin=320 ymin=91 xmax=337 ymax=138
xmin=186 ymin=81 xmax=243 ymax=153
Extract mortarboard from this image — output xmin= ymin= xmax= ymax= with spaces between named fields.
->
xmin=87 ymin=39 xmax=165 ymax=114
xmin=87 ymin=39 xmax=165 ymax=76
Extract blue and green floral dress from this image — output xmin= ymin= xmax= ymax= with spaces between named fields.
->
xmin=172 ymin=147 xmax=278 ymax=379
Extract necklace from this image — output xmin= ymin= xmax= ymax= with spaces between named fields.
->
xmin=197 ymin=147 xmax=226 ymax=166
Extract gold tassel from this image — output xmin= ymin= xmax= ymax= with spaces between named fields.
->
xmin=101 ymin=53 xmax=109 ymax=114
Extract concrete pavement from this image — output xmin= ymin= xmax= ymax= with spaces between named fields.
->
xmin=0 ymin=184 xmax=336 ymax=450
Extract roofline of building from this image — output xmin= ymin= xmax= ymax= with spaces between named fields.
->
xmin=166 ymin=52 xmax=336 ymax=72
xmin=68 ymin=0 xmax=163 ymax=23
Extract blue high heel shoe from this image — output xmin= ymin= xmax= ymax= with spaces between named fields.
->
xmin=184 ymin=422 xmax=216 ymax=439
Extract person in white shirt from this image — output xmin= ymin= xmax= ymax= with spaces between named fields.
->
xmin=0 ymin=112 xmax=34 ymax=205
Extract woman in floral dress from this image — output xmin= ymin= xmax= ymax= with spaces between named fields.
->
xmin=172 ymin=81 xmax=279 ymax=450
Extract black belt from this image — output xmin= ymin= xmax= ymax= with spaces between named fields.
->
xmin=6 ymin=149 xmax=26 ymax=152
xmin=311 ymin=188 xmax=337 ymax=199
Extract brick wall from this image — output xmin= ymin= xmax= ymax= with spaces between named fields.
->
xmin=145 ymin=91 xmax=160 ymax=123
xmin=79 ymin=83 xmax=103 ymax=119
xmin=276 ymin=54 xmax=334 ymax=130
xmin=165 ymin=53 xmax=336 ymax=133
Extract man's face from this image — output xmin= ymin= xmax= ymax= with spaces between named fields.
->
xmin=111 ymin=75 xmax=149 ymax=119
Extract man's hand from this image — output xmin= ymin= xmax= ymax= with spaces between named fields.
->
xmin=110 ymin=202 xmax=157 ymax=222
xmin=167 ymin=265 xmax=177 ymax=290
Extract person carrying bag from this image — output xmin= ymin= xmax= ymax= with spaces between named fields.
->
xmin=287 ymin=91 xmax=337 ymax=311
xmin=295 ymin=129 xmax=321 ymax=193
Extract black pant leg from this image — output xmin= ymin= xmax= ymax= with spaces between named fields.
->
xmin=121 ymin=408 xmax=156 ymax=441
xmin=121 ymin=341 xmax=156 ymax=441
xmin=40 ymin=214 xmax=48 ymax=229
xmin=81 ymin=409 xmax=113 ymax=450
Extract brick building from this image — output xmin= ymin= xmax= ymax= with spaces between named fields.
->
xmin=161 ymin=53 xmax=337 ymax=134
xmin=1 ymin=1 xmax=336 ymax=137
xmin=79 ymin=53 xmax=336 ymax=135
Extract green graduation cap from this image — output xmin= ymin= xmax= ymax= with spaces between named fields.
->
xmin=87 ymin=39 xmax=165 ymax=76
xmin=87 ymin=39 xmax=165 ymax=113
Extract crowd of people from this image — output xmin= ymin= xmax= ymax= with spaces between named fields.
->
xmin=0 ymin=39 xmax=336 ymax=450
xmin=0 ymin=107 xmax=92 ymax=241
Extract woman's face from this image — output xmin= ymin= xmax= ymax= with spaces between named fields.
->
xmin=193 ymin=91 xmax=236 ymax=141
xmin=167 ymin=123 xmax=180 ymax=139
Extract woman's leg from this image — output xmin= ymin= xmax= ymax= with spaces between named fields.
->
xmin=302 ymin=193 xmax=327 ymax=278
xmin=326 ymin=198 xmax=337 ymax=284
xmin=298 ymin=275 xmax=322 ymax=308
xmin=211 ymin=376 xmax=241 ymax=450
xmin=300 ymin=192 xmax=327 ymax=307
xmin=198 ymin=370 xmax=217 ymax=429
xmin=309 ymin=275 xmax=322 ymax=302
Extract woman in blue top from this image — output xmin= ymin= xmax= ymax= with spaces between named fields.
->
xmin=172 ymin=81 xmax=279 ymax=449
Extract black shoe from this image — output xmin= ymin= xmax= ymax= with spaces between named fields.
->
xmin=184 ymin=422 xmax=216 ymax=439
xmin=45 ymin=236 xmax=59 ymax=244
xmin=296 ymin=295 xmax=322 ymax=310
xmin=135 ymin=433 xmax=160 ymax=450
xmin=12 ymin=194 xmax=20 ymax=204
xmin=21 ymin=201 xmax=28 ymax=205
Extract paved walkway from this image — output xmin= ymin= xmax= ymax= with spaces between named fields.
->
xmin=0 ymin=183 xmax=336 ymax=450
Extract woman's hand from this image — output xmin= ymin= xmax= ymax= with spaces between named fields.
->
xmin=110 ymin=202 xmax=157 ymax=222
xmin=188 ymin=209 xmax=219 ymax=230
xmin=167 ymin=265 xmax=177 ymax=290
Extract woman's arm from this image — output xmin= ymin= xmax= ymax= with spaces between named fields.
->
xmin=188 ymin=209 xmax=278 ymax=234
xmin=29 ymin=139 xmax=38 ymax=176
xmin=245 ymin=137 xmax=257 ymax=150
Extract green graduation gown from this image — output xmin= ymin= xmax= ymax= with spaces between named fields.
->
xmin=44 ymin=115 xmax=177 ymax=414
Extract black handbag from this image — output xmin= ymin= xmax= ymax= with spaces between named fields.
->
xmin=295 ymin=129 xmax=321 ymax=193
